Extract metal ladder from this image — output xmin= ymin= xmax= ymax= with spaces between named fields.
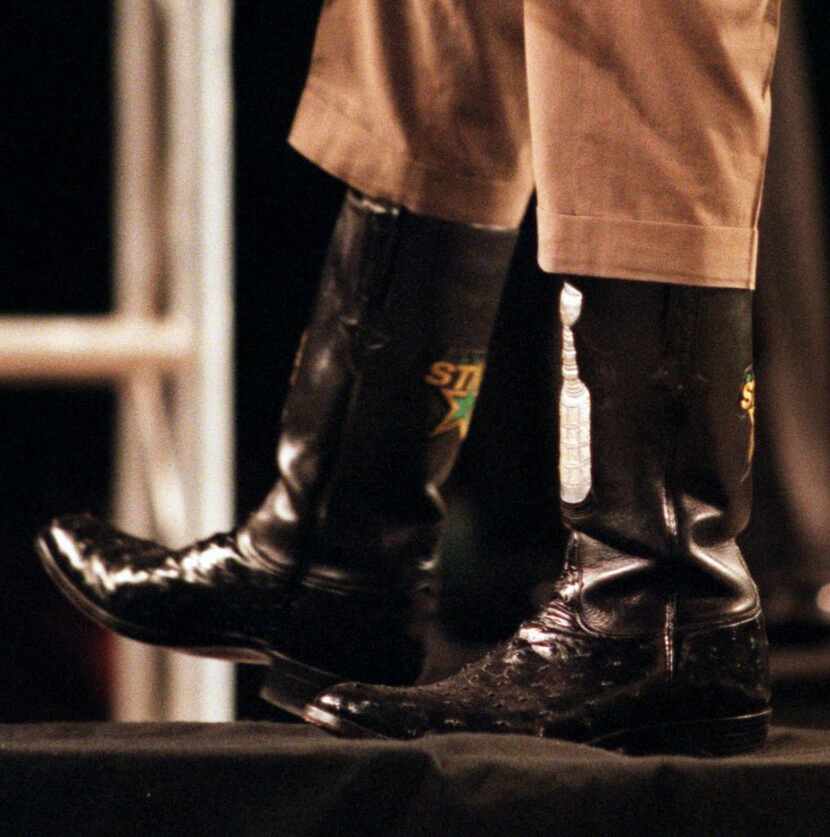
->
xmin=0 ymin=0 xmax=236 ymax=721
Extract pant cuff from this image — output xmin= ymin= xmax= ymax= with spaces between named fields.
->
xmin=537 ymin=209 xmax=758 ymax=289
xmin=288 ymin=81 xmax=531 ymax=229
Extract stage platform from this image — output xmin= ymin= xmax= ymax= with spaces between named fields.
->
xmin=2 ymin=721 xmax=830 ymax=836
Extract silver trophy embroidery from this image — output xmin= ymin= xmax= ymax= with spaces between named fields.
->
xmin=559 ymin=283 xmax=592 ymax=504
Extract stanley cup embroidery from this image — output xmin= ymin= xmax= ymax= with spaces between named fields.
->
xmin=559 ymin=283 xmax=592 ymax=504
xmin=741 ymin=367 xmax=756 ymax=469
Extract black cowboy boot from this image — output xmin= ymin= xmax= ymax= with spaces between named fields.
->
xmin=36 ymin=190 xmax=517 ymax=715
xmin=306 ymin=277 xmax=772 ymax=756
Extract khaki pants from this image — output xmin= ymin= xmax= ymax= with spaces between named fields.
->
xmin=290 ymin=1 xmax=781 ymax=289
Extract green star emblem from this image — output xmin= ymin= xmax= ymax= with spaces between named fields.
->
xmin=432 ymin=388 xmax=478 ymax=439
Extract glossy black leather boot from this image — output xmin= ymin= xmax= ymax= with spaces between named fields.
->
xmin=306 ymin=277 xmax=772 ymax=755
xmin=36 ymin=190 xmax=517 ymax=715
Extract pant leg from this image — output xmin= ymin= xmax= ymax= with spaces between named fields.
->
xmin=289 ymin=0 xmax=533 ymax=228
xmin=525 ymin=0 xmax=782 ymax=289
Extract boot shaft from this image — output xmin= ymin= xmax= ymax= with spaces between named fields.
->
xmin=245 ymin=191 xmax=518 ymax=585
xmin=318 ymin=200 xmax=518 ymax=573
xmin=556 ymin=277 xmax=759 ymax=633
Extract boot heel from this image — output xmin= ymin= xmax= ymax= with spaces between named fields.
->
xmin=680 ymin=710 xmax=772 ymax=756
xmin=596 ymin=709 xmax=772 ymax=757
xmin=260 ymin=654 xmax=342 ymax=718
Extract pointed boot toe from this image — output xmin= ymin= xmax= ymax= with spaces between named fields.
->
xmin=36 ymin=513 xmax=172 ymax=638
xmin=306 ymin=683 xmax=434 ymax=740
xmin=36 ymin=512 xmax=289 ymax=663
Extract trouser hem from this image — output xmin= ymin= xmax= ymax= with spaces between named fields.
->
xmin=537 ymin=209 xmax=758 ymax=289
xmin=288 ymin=82 xmax=531 ymax=229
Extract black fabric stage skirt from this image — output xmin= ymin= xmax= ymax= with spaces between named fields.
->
xmin=2 ymin=722 xmax=829 ymax=836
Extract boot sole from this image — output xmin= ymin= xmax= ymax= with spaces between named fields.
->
xmin=260 ymin=656 xmax=344 ymax=717
xmin=589 ymin=709 xmax=772 ymax=757
xmin=303 ymin=706 xmax=772 ymax=756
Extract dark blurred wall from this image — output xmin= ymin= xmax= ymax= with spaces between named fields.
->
xmin=232 ymin=2 xmax=340 ymax=520
xmin=2 ymin=3 xmax=114 ymax=720
xmin=744 ymin=3 xmax=830 ymax=631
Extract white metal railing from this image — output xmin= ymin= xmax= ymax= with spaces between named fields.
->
xmin=0 ymin=0 xmax=236 ymax=722
xmin=0 ymin=316 xmax=191 ymax=379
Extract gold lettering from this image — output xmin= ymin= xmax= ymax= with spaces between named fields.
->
xmin=454 ymin=363 xmax=484 ymax=392
xmin=425 ymin=361 xmax=455 ymax=388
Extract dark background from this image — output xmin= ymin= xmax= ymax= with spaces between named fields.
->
xmin=1 ymin=2 xmax=828 ymax=721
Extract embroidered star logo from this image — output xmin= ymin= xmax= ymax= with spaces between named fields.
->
xmin=432 ymin=388 xmax=478 ymax=439
xmin=424 ymin=359 xmax=485 ymax=440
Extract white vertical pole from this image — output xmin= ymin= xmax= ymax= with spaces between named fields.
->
xmin=164 ymin=0 xmax=236 ymax=722
xmin=110 ymin=0 xmax=236 ymax=722
xmin=111 ymin=0 xmax=168 ymax=722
